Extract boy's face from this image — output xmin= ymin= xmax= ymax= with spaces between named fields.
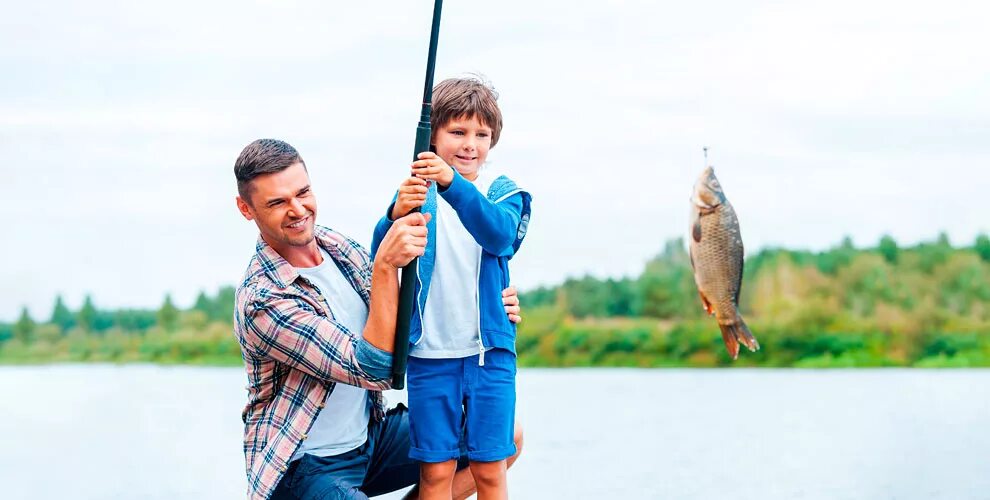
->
xmin=433 ymin=114 xmax=492 ymax=181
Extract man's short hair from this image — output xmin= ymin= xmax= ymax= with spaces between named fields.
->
xmin=234 ymin=139 xmax=306 ymax=204
xmin=432 ymin=76 xmax=503 ymax=147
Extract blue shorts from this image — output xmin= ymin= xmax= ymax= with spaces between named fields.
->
xmin=406 ymin=348 xmax=517 ymax=463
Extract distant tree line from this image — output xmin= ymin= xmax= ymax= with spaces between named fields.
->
xmin=2 ymin=233 xmax=989 ymax=367
xmin=515 ymin=232 xmax=990 ymax=367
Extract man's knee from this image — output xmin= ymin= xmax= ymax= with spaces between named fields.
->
xmin=513 ymin=422 xmax=524 ymax=454
xmin=508 ymin=421 xmax=524 ymax=465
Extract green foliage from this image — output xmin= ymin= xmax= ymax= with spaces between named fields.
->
xmin=50 ymin=295 xmax=75 ymax=331
xmin=878 ymin=235 xmax=899 ymax=264
xmin=3 ymin=234 xmax=990 ymax=368
xmin=639 ymin=239 xmax=697 ymax=319
xmin=519 ymin=286 xmax=556 ymax=309
xmin=157 ymin=294 xmax=180 ymax=332
xmin=13 ymin=307 xmax=36 ymax=343
xmin=77 ymin=295 xmax=97 ymax=332
xmin=975 ymin=234 xmax=990 ymax=263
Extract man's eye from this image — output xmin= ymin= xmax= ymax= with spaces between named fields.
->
xmin=268 ymin=201 xmax=284 ymax=207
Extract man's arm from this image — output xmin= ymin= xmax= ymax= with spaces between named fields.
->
xmin=241 ymin=213 xmax=428 ymax=387
xmin=370 ymin=192 xmax=399 ymax=261
xmin=372 ymin=178 xmax=429 ymax=260
xmin=242 ymin=293 xmax=392 ymax=389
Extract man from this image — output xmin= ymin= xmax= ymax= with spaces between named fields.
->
xmin=232 ymin=139 xmax=523 ymax=500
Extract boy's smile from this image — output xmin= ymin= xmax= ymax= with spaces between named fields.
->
xmin=433 ymin=115 xmax=493 ymax=181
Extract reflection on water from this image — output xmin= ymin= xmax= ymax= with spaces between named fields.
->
xmin=1 ymin=366 xmax=988 ymax=499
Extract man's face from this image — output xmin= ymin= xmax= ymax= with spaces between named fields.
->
xmin=236 ymin=162 xmax=317 ymax=249
xmin=433 ymin=114 xmax=492 ymax=181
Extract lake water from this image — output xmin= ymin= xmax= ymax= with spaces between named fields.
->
xmin=1 ymin=366 xmax=987 ymax=499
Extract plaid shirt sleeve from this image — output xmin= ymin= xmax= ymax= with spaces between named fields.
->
xmin=241 ymin=289 xmax=391 ymax=390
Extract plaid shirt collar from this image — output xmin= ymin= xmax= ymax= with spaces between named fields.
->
xmin=254 ymin=226 xmax=362 ymax=296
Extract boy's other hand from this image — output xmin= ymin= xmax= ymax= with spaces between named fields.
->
xmin=391 ymin=176 xmax=429 ymax=220
xmin=503 ymin=286 xmax=522 ymax=324
xmin=411 ymin=151 xmax=455 ymax=188
xmin=375 ymin=212 xmax=432 ymax=270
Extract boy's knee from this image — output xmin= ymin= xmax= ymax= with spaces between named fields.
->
xmin=420 ymin=461 xmax=457 ymax=486
xmin=469 ymin=460 xmax=507 ymax=489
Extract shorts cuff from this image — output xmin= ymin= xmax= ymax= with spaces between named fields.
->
xmin=409 ymin=446 xmax=462 ymax=463
xmin=467 ymin=444 xmax=516 ymax=463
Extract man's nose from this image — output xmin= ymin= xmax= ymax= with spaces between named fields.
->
xmin=288 ymin=198 xmax=306 ymax=217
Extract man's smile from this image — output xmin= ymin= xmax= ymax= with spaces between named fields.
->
xmin=285 ymin=215 xmax=310 ymax=230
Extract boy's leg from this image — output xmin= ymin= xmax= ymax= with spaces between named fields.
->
xmin=361 ymin=403 xmax=471 ymax=498
xmin=407 ymin=356 xmax=466 ymax=498
xmin=468 ymin=459 xmax=507 ymax=500
xmin=463 ymin=348 xmax=517 ymax=499
xmin=420 ymin=460 xmax=458 ymax=499
xmin=450 ymin=423 xmax=522 ymax=500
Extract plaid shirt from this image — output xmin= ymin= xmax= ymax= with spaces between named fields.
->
xmin=233 ymin=226 xmax=391 ymax=500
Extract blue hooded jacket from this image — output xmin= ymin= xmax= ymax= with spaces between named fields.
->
xmin=370 ymin=169 xmax=531 ymax=356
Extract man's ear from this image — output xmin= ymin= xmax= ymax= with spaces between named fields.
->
xmin=236 ymin=196 xmax=254 ymax=221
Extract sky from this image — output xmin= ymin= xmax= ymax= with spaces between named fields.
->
xmin=1 ymin=0 xmax=988 ymax=321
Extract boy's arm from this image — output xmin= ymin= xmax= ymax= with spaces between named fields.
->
xmin=439 ymin=171 xmax=524 ymax=256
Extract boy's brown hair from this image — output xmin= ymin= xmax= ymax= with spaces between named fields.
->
xmin=431 ymin=76 xmax=503 ymax=147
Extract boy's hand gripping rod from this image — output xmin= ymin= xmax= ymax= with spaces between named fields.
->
xmin=393 ymin=0 xmax=443 ymax=389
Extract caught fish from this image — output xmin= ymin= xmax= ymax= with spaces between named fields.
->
xmin=688 ymin=166 xmax=759 ymax=359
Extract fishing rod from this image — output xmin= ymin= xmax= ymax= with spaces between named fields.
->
xmin=393 ymin=0 xmax=443 ymax=389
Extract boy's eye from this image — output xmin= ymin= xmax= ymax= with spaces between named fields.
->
xmin=451 ymin=130 xmax=464 ymax=135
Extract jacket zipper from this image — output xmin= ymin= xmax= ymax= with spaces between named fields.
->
xmin=476 ymin=239 xmax=485 ymax=366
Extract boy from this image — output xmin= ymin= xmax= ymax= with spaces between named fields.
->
xmin=370 ymin=76 xmax=531 ymax=499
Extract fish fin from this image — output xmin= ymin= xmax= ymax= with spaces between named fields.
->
xmin=718 ymin=323 xmax=740 ymax=360
xmin=718 ymin=316 xmax=760 ymax=360
xmin=698 ymin=291 xmax=714 ymax=316
xmin=692 ymin=217 xmax=702 ymax=243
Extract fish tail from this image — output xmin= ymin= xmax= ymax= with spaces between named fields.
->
xmin=718 ymin=316 xmax=760 ymax=360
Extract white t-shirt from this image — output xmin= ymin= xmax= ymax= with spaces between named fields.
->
xmin=411 ymin=170 xmax=495 ymax=359
xmin=290 ymin=248 xmax=371 ymax=461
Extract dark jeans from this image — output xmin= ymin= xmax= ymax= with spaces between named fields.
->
xmin=270 ymin=404 xmax=468 ymax=499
